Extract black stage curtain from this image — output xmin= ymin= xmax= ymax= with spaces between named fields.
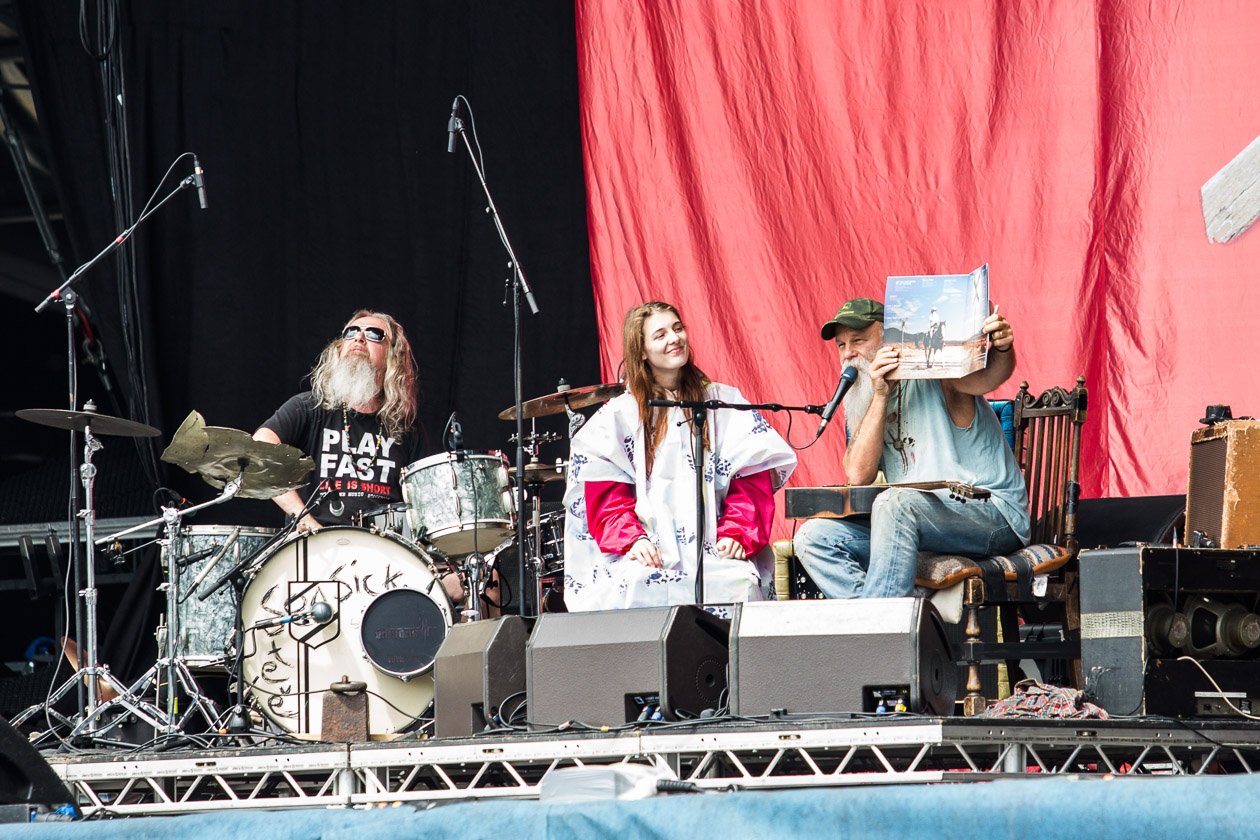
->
xmin=16 ymin=1 xmax=599 ymax=527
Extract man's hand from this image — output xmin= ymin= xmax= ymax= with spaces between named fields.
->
xmin=869 ymin=344 xmax=901 ymax=392
xmin=296 ymin=514 xmax=323 ymax=534
xmin=716 ymin=537 xmax=746 ymax=560
xmin=983 ymin=312 xmax=1014 ymax=352
xmin=626 ymin=536 xmax=663 ymax=568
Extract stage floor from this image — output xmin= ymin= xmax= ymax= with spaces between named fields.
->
xmin=43 ymin=715 xmax=1260 ymax=817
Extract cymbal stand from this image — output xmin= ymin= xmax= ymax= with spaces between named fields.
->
xmin=60 ymin=473 xmax=244 ymax=744
xmin=14 ymin=425 xmax=173 ymax=746
xmin=521 ymin=476 xmax=548 ymax=615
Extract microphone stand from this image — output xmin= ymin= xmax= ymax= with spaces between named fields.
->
xmin=648 ymin=396 xmax=831 ymax=606
xmin=450 ymin=101 xmax=541 ymax=616
xmin=30 ymin=163 xmax=202 ymax=720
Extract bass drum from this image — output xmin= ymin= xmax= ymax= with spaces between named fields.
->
xmin=239 ymin=527 xmax=453 ymax=737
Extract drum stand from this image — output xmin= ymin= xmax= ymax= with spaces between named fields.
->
xmin=462 ymin=536 xmax=516 ymax=621
xmin=12 ymin=423 xmax=170 ymax=745
xmin=56 ymin=473 xmax=247 ymax=745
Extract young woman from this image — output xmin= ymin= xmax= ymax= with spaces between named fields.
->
xmin=562 ymin=301 xmax=796 ymax=610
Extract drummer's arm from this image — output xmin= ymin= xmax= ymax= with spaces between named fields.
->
xmin=253 ymin=427 xmax=322 ymax=532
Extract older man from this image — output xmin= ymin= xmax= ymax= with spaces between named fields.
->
xmin=253 ymin=309 xmax=423 ymax=531
xmin=793 ymin=298 xmax=1029 ymax=598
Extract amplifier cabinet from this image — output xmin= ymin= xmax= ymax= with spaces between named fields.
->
xmin=1187 ymin=420 xmax=1260 ymax=548
xmin=1080 ymin=546 xmax=1260 ymax=717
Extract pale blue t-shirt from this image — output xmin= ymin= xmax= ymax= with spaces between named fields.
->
xmin=870 ymin=378 xmax=1031 ymax=543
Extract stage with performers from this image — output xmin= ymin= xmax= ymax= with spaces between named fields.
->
xmin=2 ymin=1 xmax=1260 ymax=835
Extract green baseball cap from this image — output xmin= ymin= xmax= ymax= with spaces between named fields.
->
xmin=820 ymin=297 xmax=884 ymax=340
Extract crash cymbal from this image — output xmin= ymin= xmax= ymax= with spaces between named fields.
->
xmin=17 ymin=402 xmax=160 ymax=438
xmin=509 ymin=460 xmax=567 ymax=484
xmin=499 ymin=382 xmax=624 ymax=421
xmin=161 ymin=410 xmax=314 ymax=500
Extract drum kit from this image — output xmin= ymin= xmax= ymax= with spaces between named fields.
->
xmin=13 ymin=379 xmax=622 ymax=744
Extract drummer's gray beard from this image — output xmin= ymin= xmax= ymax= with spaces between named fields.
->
xmin=840 ymin=356 xmax=875 ymax=430
xmin=317 ymin=353 xmax=381 ymax=411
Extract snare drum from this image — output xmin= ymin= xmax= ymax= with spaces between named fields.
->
xmin=176 ymin=525 xmax=277 ymax=667
xmin=239 ymin=527 xmax=453 ymax=737
xmin=400 ymin=451 xmax=515 ymax=555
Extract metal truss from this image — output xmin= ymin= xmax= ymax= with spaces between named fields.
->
xmin=48 ymin=718 xmax=1260 ymax=816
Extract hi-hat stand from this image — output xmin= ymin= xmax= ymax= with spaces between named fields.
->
xmin=60 ymin=474 xmax=247 ymax=744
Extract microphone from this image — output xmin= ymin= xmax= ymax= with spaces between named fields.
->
xmin=816 ymin=366 xmax=859 ymax=437
xmin=252 ymin=601 xmax=334 ymax=629
xmin=175 ymin=545 xmax=217 ymax=568
xmin=186 ymin=527 xmax=241 ymax=598
xmin=447 ymin=412 xmax=464 ymax=451
xmin=192 ymin=156 xmax=208 ymax=209
xmin=446 ymin=98 xmax=460 ymax=154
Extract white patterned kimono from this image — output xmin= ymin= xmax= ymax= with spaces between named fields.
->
xmin=563 ymin=383 xmax=797 ymax=610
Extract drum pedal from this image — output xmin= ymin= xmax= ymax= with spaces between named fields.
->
xmin=322 ymin=677 xmax=369 ymax=742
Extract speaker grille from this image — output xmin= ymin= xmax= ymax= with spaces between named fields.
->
xmin=1187 ymin=435 xmax=1227 ymax=543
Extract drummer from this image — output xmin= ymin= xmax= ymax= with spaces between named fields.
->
xmin=253 ymin=309 xmax=424 ymax=532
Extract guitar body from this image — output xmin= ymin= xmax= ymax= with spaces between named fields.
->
xmin=785 ymin=482 xmax=990 ymax=520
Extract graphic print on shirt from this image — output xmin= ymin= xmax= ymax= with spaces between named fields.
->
xmin=885 ymin=385 xmax=916 ymax=472
xmin=315 ymin=424 xmax=399 ymax=502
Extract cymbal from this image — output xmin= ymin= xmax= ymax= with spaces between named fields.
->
xmin=17 ymin=405 xmax=160 ymax=438
xmin=499 ymin=382 xmax=624 ymax=421
xmin=509 ymin=461 xmax=567 ymax=484
xmin=161 ymin=410 xmax=314 ymax=500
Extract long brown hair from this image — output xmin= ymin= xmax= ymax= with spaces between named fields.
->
xmin=310 ymin=309 xmax=418 ymax=438
xmin=622 ymin=301 xmax=709 ymax=475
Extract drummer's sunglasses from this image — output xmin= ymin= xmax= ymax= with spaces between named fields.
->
xmin=342 ymin=325 xmax=387 ymax=343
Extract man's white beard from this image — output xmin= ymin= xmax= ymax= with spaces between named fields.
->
xmin=841 ymin=356 xmax=875 ymax=430
xmin=324 ymin=352 xmax=381 ymax=410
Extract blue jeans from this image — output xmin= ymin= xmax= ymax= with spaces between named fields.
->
xmin=793 ymin=487 xmax=1023 ymax=598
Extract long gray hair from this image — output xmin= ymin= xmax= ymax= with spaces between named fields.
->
xmin=310 ymin=309 xmax=418 ymax=438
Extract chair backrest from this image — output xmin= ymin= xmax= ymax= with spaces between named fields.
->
xmin=1011 ymin=376 xmax=1087 ymax=553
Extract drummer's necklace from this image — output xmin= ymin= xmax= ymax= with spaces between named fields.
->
xmin=329 ymin=409 xmax=386 ymax=517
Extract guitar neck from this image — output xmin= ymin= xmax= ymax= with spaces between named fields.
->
xmin=784 ymin=481 xmax=987 ymax=520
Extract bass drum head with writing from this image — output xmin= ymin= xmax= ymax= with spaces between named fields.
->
xmin=239 ymin=527 xmax=453 ymax=737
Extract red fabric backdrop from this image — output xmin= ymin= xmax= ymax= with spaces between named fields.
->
xmin=575 ymin=0 xmax=1260 ymax=518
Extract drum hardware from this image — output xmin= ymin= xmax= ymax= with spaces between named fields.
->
xmin=239 ymin=527 xmax=454 ymax=737
xmin=400 ymin=451 xmax=515 ymax=556
xmin=22 ymin=405 xmax=312 ymax=745
xmin=497 ymin=380 xmax=625 ymax=421
xmin=10 ymin=407 xmax=171 ymax=743
xmin=461 ymin=536 xmax=516 ymax=622
xmin=507 ymin=430 xmax=562 ymax=447
xmin=509 ymin=459 xmax=567 ymax=485
xmin=15 ymin=405 xmax=161 ymax=438
xmin=160 ymin=409 xmax=315 ymax=499
xmin=11 ymin=404 xmax=160 ymax=740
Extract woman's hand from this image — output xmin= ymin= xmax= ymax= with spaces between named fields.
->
xmin=626 ymin=536 xmax=663 ymax=568
xmin=716 ymin=537 xmax=747 ymax=560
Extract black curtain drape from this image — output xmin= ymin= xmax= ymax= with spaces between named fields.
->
xmin=16 ymin=0 xmax=599 ymax=527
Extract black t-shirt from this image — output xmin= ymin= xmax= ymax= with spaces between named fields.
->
xmin=260 ymin=391 xmax=424 ymax=526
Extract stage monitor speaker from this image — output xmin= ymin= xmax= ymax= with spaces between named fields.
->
xmin=0 ymin=716 xmax=74 ymax=808
xmin=1187 ymin=420 xmax=1260 ymax=548
xmin=526 ymin=605 xmax=728 ymax=728
xmin=433 ymin=616 xmax=534 ymax=738
xmin=729 ymin=598 xmax=956 ymax=716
